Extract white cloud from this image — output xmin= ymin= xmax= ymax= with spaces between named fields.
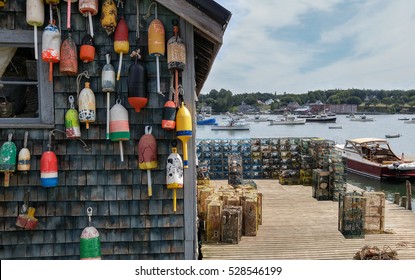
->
xmin=203 ymin=0 xmax=415 ymax=94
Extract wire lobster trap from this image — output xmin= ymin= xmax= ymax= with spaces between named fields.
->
xmin=228 ymin=154 xmax=243 ymax=186
xmin=338 ymin=191 xmax=366 ymax=238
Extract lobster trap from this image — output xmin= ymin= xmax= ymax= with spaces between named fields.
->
xmin=338 ymin=191 xmax=366 ymax=238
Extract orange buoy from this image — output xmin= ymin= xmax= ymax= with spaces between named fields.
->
xmin=79 ymin=34 xmax=95 ymax=63
xmin=60 ymin=31 xmax=78 ymax=75
xmin=147 ymin=3 xmax=165 ymax=94
xmin=128 ymin=50 xmax=148 ymax=112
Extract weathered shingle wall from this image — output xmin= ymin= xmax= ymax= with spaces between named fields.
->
xmin=1 ymin=0 xmax=187 ymax=260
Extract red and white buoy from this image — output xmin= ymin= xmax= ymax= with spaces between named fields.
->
xmin=40 ymin=132 xmax=58 ymax=187
xmin=109 ymin=100 xmax=130 ymax=162
xmin=79 ymin=0 xmax=98 ymax=38
xmin=42 ymin=5 xmax=61 ymax=81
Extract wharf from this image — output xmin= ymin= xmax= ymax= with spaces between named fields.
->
xmin=201 ymin=180 xmax=415 ymax=260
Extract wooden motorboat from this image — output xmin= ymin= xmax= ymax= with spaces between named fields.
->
xmin=335 ymin=138 xmax=415 ymax=180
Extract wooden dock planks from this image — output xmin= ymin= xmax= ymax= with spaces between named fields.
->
xmin=202 ymin=180 xmax=415 ymax=260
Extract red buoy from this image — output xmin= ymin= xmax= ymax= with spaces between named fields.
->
xmin=60 ymin=31 xmax=78 ymax=75
xmin=40 ymin=151 xmax=58 ymax=187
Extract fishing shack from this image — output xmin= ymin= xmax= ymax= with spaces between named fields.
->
xmin=0 ymin=0 xmax=231 ymax=260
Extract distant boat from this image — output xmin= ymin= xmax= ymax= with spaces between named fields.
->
xmin=247 ymin=115 xmax=269 ymax=122
xmin=349 ymin=114 xmax=374 ymax=122
xmin=305 ymin=113 xmax=337 ymax=123
xmin=196 ymin=114 xmax=217 ymax=125
xmin=385 ymin=133 xmax=401 ymax=138
xmin=269 ymin=115 xmax=305 ymax=125
xmin=329 ymin=126 xmax=342 ymax=129
xmin=404 ymin=118 xmax=415 ymax=124
xmin=398 ymin=117 xmax=410 ymax=121
xmin=211 ymin=119 xmax=250 ymax=130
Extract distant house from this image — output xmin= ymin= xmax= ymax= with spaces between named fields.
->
xmin=265 ymin=99 xmax=275 ymax=105
xmin=238 ymin=104 xmax=259 ymax=114
xmin=287 ymin=101 xmax=300 ymax=111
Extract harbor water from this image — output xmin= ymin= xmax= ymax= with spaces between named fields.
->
xmin=196 ymin=113 xmax=415 ymax=212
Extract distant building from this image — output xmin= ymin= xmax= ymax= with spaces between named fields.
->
xmin=200 ymin=106 xmax=212 ymax=114
xmin=265 ymin=99 xmax=275 ymax=105
xmin=329 ymin=104 xmax=357 ymax=114
xmin=238 ymin=104 xmax=259 ymax=114
xmin=287 ymin=101 xmax=300 ymax=111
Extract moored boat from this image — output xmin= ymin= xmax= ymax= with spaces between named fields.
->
xmin=269 ymin=115 xmax=305 ymax=125
xmin=211 ymin=119 xmax=250 ymax=130
xmin=196 ymin=114 xmax=217 ymax=125
xmin=385 ymin=133 xmax=401 ymax=138
xmin=305 ymin=113 xmax=336 ymax=123
xmin=349 ymin=114 xmax=374 ymax=122
xmin=404 ymin=118 xmax=415 ymax=124
xmin=335 ymin=138 xmax=415 ymax=180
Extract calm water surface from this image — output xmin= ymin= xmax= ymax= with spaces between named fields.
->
xmin=196 ymin=114 xmax=415 ymax=212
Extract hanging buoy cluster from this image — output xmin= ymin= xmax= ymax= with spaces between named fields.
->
xmin=16 ymin=1 xmax=194 ymax=214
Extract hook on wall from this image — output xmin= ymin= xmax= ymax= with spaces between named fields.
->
xmin=49 ymin=129 xmax=91 ymax=152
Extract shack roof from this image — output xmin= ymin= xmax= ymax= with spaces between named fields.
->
xmin=156 ymin=0 xmax=231 ymax=95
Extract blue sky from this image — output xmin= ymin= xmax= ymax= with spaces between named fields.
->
xmin=202 ymin=0 xmax=415 ymax=94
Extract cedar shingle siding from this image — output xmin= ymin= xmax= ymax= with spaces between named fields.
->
xmin=0 ymin=0 xmax=195 ymax=260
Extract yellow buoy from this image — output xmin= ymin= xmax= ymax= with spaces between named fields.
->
xmin=176 ymin=102 xmax=192 ymax=168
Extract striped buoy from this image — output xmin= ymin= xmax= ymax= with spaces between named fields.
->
xmin=17 ymin=131 xmax=31 ymax=172
xmin=40 ymin=151 xmax=58 ymax=187
xmin=109 ymin=100 xmax=130 ymax=162
xmin=162 ymin=100 xmax=176 ymax=130
xmin=80 ymin=207 xmax=101 ymax=260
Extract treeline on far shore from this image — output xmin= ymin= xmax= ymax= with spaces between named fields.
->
xmin=197 ymin=88 xmax=415 ymax=114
